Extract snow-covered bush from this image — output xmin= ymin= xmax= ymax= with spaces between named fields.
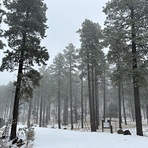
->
xmin=0 ymin=124 xmax=35 ymax=148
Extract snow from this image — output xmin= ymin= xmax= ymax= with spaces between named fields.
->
xmin=34 ymin=127 xmax=148 ymax=148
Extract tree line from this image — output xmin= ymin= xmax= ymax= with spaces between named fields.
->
xmin=0 ymin=0 xmax=147 ymax=141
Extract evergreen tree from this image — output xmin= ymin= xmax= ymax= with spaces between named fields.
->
xmin=50 ymin=53 xmax=65 ymax=129
xmin=0 ymin=3 xmax=5 ymax=49
xmin=0 ymin=0 xmax=49 ymax=140
xmin=103 ymin=0 xmax=148 ymax=136
xmin=77 ymin=19 xmax=103 ymax=131
xmin=63 ymin=43 xmax=78 ymax=130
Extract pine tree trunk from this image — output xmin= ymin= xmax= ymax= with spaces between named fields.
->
xmin=75 ymin=85 xmax=78 ymax=124
xmin=87 ymin=54 xmax=96 ymax=132
xmin=81 ymin=76 xmax=84 ymax=128
xmin=10 ymin=32 xmax=25 ymax=140
xmin=27 ymin=98 xmax=32 ymax=128
xmin=122 ymin=85 xmax=127 ymax=125
xmin=146 ymin=105 xmax=148 ymax=124
xmin=48 ymin=103 xmax=51 ymax=121
xmin=42 ymin=96 xmax=46 ymax=127
xmin=63 ymin=98 xmax=66 ymax=125
xmin=36 ymin=92 xmax=40 ymax=124
xmin=84 ymin=96 xmax=87 ymax=120
xmin=58 ymin=68 xmax=61 ymax=129
xmin=95 ymin=68 xmax=99 ymax=128
xmin=91 ymin=64 xmax=96 ymax=129
xmin=65 ymin=96 xmax=69 ymax=124
xmin=39 ymin=96 xmax=43 ymax=127
xmin=63 ymin=94 xmax=69 ymax=125
xmin=70 ymin=61 xmax=73 ymax=130
xmin=39 ymin=88 xmax=43 ymax=127
xmin=131 ymin=7 xmax=143 ymax=136
xmin=118 ymin=83 xmax=122 ymax=129
xmin=103 ymin=66 xmax=106 ymax=121
xmin=10 ymin=54 xmax=24 ymax=140
xmin=39 ymin=79 xmax=44 ymax=127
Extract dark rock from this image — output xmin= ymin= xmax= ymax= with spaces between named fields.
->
xmin=63 ymin=127 xmax=67 ymax=130
xmin=12 ymin=137 xmax=18 ymax=144
xmin=117 ymin=129 xmax=124 ymax=134
xmin=123 ymin=130 xmax=131 ymax=135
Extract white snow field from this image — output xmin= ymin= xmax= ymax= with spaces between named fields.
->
xmin=34 ymin=127 xmax=148 ymax=148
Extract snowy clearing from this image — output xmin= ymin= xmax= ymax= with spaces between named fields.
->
xmin=34 ymin=127 xmax=148 ymax=148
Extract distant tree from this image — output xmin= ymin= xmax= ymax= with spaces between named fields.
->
xmin=1 ymin=0 xmax=49 ymax=140
xmin=50 ymin=53 xmax=65 ymax=129
xmin=77 ymin=19 xmax=103 ymax=131
xmin=38 ymin=65 xmax=47 ymax=127
xmin=106 ymin=102 xmax=118 ymax=119
xmin=63 ymin=43 xmax=78 ymax=130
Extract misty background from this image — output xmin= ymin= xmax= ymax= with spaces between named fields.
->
xmin=0 ymin=0 xmax=108 ymax=85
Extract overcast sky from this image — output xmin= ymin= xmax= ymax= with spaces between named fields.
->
xmin=0 ymin=0 xmax=109 ymax=85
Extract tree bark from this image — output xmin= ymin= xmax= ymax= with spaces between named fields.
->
xmin=27 ymin=98 xmax=32 ymax=128
xmin=10 ymin=32 xmax=25 ymax=140
xmin=146 ymin=105 xmax=148 ymax=124
xmin=87 ymin=54 xmax=96 ymax=132
xmin=39 ymin=82 xmax=43 ymax=127
xmin=81 ymin=76 xmax=84 ymax=128
xmin=91 ymin=64 xmax=96 ymax=129
xmin=118 ymin=83 xmax=122 ymax=129
xmin=122 ymin=85 xmax=127 ymax=125
xmin=103 ymin=64 xmax=106 ymax=121
xmin=131 ymin=7 xmax=143 ymax=136
xmin=74 ymin=85 xmax=78 ymax=124
xmin=10 ymin=58 xmax=23 ymax=140
xmin=58 ymin=64 xmax=61 ymax=129
xmin=70 ymin=57 xmax=73 ymax=130
xmin=95 ymin=68 xmax=99 ymax=128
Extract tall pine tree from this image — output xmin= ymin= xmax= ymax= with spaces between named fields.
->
xmin=77 ymin=19 xmax=103 ymax=131
xmin=1 ymin=0 xmax=49 ymax=140
xmin=103 ymin=0 xmax=148 ymax=136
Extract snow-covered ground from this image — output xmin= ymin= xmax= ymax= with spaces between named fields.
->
xmin=34 ymin=127 xmax=148 ymax=148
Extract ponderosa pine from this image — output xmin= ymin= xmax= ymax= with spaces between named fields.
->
xmin=1 ymin=0 xmax=49 ymax=140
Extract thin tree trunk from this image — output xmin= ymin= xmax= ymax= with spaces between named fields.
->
xmin=81 ymin=76 xmax=84 ymax=128
xmin=39 ymin=95 xmax=43 ymax=127
xmin=58 ymin=66 xmax=61 ymax=129
xmin=84 ymin=96 xmax=87 ymax=120
xmin=39 ymin=82 xmax=43 ymax=127
xmin=45 ymin=105 xmax=48 ymax=125
xmin=74 ymin=86 xmax=78 ymax=124
xmin=65 ymin=96 xmax=69 ymax=125
xmin=118 ymin=83 xmax=122 ymax=129
xmin=70 ymin=60 xmax=73 ymax=130
xmin=36 ymin=91 xmax=40 ymax=124
xmin=146 ymin=105 xmax=148 ymax=124
xmin=95 ymin=68 xmax=99 ymax=128
xmin=122 ymin=85 xmax=127 ymax=125
xmin=27 ymin=98 xmax=32 ymax=128
xmin=42 ymin=96 xmax=46 ymax=127
xmin=48 ymin=102 xmax=51 ymax=121
xmin=103 ymin=66 xmax=106 ymax=121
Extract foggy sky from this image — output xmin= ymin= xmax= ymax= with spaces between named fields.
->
xmin=0 ymin=0 xmax=109 ymax=85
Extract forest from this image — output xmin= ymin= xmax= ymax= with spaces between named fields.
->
xmin=0 ymin=0 xmax=148 ymax=144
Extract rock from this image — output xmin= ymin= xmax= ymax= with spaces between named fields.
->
xmin=123 ymin=130 xmax=131 ymax=135
xmin=117 ymin=129 xmax=124 ymax=134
